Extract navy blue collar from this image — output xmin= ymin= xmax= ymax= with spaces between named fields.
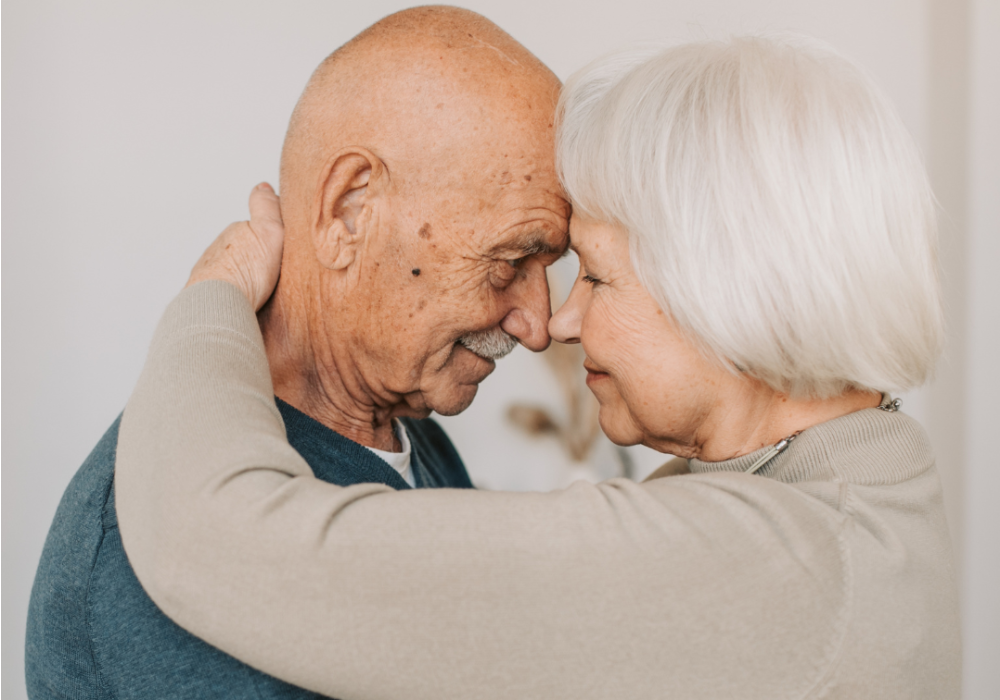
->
xmin=277 ymin=398 xmax=436 ymax=490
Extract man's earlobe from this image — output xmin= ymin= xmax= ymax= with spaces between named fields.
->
xmin=315 ymin=219 xmax=359 ymax=270
xmin=314 ymin=149 xmax=382 ymax=271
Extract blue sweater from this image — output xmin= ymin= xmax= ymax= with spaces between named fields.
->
xmin=26 ymin=399 xmax=472 ymax=699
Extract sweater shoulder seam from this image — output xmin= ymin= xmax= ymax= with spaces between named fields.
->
xmin=84 ymin=468 xmax=119 ymax=700
xmin=802 ymin=489 xmax=856 ymax=698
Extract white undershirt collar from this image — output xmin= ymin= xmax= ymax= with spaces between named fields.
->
xmin=361 ymin=419 xmax=415 ymax=487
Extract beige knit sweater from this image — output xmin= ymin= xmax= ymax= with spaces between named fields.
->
xmin=115 ymin=281 xmax=961 ymax=699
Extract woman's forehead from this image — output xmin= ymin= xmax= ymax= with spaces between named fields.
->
xmin=569 ymin=216 xmax=625 ymax=252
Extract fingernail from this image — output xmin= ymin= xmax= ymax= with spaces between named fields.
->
xmin=256 ymin=182 xmax=273 ymax=192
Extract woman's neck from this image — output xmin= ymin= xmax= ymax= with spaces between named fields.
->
xmin=693 ymin=384 xmax=883 ymax=463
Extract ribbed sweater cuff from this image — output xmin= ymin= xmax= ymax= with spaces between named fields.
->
xmin=153 ymin=280 xmax=263 ymax=348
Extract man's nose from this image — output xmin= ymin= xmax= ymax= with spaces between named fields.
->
xmin=499 ymin=262 xmax=552 ymax=352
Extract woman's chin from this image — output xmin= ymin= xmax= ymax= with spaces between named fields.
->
xmin=596 ymin=406 xmax=644 ymax=448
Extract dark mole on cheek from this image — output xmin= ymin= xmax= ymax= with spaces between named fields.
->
xmin=418 ymin=223 xmax=432 ymax=239
xmin=412 ymin=268 xmax=421 ymax=276
xmin=524 ymin=174 xmax=532 ymax=181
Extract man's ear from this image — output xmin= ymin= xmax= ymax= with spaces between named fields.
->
xmin=313 ymin=147 xmax=384 ymax=270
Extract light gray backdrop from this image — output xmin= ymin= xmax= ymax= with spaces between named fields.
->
xmin=4 ymin=1 xmax=998 ymax=697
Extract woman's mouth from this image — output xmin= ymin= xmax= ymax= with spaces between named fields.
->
xmin=583 ymin=360 xmax=609 ymax=385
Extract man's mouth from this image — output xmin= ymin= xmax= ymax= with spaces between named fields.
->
xmin=457 ymin=327 xmax=518 ymax=360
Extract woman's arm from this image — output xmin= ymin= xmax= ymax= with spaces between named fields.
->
xmin=115 ymin=195 xmax=847 ymax=700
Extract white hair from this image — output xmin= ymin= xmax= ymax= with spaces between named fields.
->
xmin=459 ymin=326 xmax=518 ymax=360
xmin=557 ymin=35 xmax=943 ymax=398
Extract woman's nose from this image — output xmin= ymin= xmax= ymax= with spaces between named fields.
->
xmin=549 ymin=278 xmax=585 ymax=344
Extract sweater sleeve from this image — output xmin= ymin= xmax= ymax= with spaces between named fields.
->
xmin=115 ymin=281 xmax=850 ymax=700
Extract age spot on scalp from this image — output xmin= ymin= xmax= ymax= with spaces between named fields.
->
xmin=418 ymin=223 xmax=432 ymax=239
xmin=524 ymin=174 xmax=532 ymax=181
xmin=499 ymin=171 xmax=512 ymax=185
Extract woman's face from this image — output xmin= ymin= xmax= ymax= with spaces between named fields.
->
xmin=549 ymin=215 xmax=735 ymax=456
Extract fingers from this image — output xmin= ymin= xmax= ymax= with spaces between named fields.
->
xmin=249 ymin=182 xmax=284 ymax=233
xmin=184 ymin=184 xmax=286 ymax=312
xmin=244 ymin=183 xmax=285 ymax=311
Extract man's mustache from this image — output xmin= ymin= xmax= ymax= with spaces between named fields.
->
xmin=457 ymin=327 xmax=518 ymax=360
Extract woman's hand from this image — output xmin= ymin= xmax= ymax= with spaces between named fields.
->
xmin=186 ymin=183 xmax=285 ymax=311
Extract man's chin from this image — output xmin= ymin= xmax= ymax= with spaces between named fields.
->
xmin=423 ymin=379 xmax=483 ymax=416
xmin=423 ymin=345 xmax=496 ymax=416
xmin=429 ymin=388 xmax=480 ymax=416
xmin=450 ymin=343 xmax=499 ymax=380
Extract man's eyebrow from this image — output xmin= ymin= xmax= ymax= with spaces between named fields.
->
xmin=487 ymin=231 xmax=565 ymax=257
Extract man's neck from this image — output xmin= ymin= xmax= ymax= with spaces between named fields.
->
xmin=258 ymin=287 xmax=403 ymax=452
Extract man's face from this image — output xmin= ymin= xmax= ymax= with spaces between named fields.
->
xmin=350 ymin=149 xmax=570 ymax=417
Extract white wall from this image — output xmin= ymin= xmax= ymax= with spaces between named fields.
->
xmin=961 ymin=0 xmax=1000 ymax=695
xmin=3 ymin=1 xmax=995 ymax=698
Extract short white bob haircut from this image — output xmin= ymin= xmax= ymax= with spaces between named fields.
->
xmin=557 ymin=35 xmax=943 ymax=399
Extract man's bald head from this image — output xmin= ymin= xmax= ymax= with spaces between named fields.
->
xmin=280 ymin=6 xmax=561 ymax=238
xmin=263 ymin=6 xmax=570 ymax=433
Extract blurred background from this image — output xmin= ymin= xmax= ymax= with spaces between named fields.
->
xmin=3 ymin=0 xmax=997 ymax=697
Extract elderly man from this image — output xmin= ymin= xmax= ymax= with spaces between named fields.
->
xmin=26 ymin=6 xmax=568 ymax=698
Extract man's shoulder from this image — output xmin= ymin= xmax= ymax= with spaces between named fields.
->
xmin=49 ymin=415 xmax=122 ymax=531
xmin=30 ymin=415 xmax=123 ymax=591
xmin=29 ymin=414 xmax=329 ymax=699
xmin=26 ymin=415 xmax=123 ymax=695
xmin=400 ymin=417 xmax=473 ymax=489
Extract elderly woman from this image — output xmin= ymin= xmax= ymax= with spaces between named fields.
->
xmin=115 ymin=37 xmax=959 ymax=698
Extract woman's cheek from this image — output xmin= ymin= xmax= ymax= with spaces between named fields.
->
xmin=597 ymin=337 xmax=651 ymax=445
xmin=579 ymin=290 xmax=654 ymax=443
